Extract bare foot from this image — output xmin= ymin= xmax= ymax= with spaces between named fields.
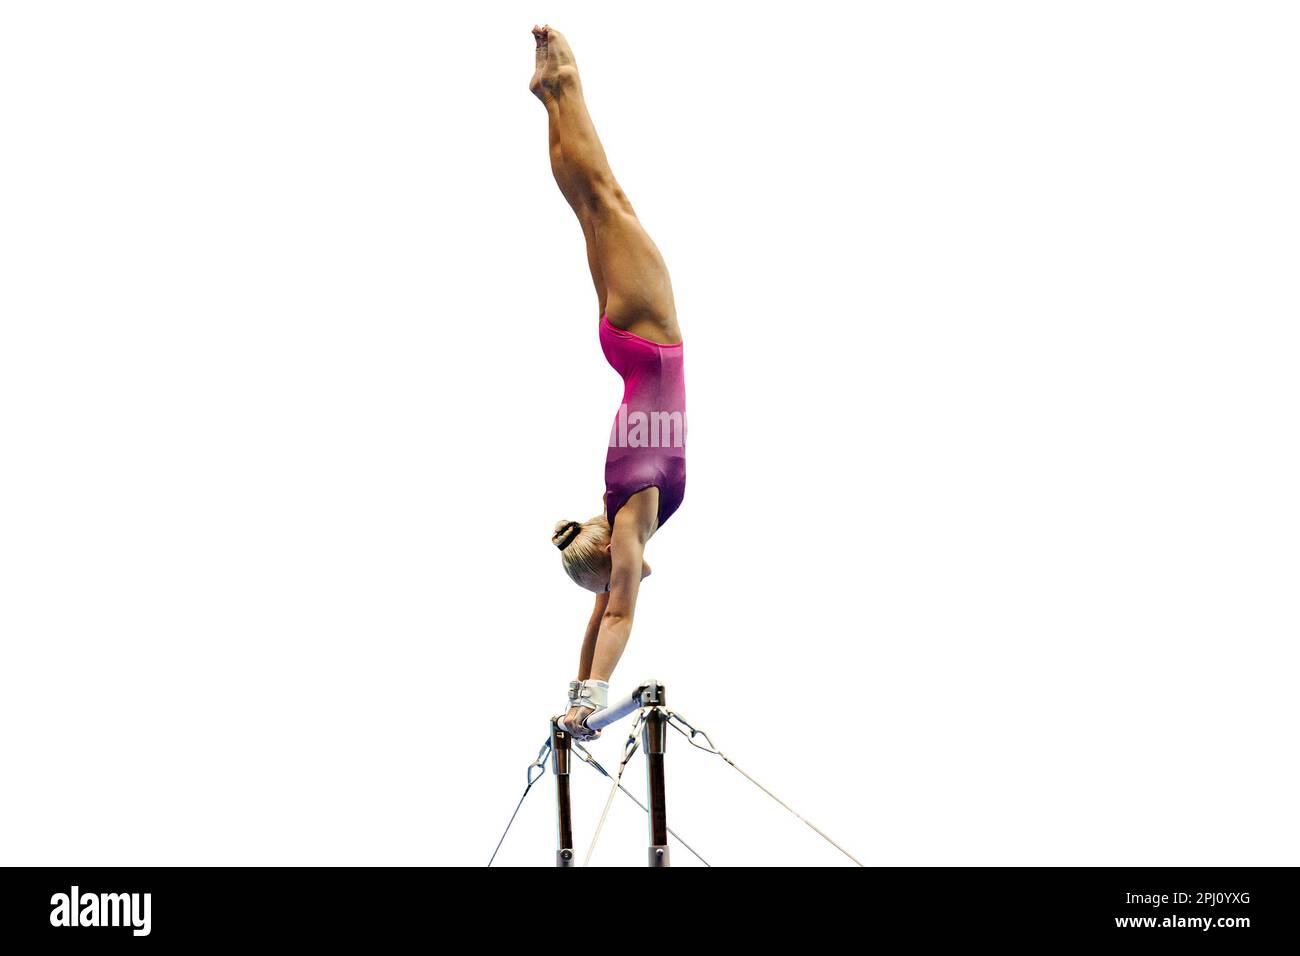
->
xmin=530 ymin=25 xmax=579 ymax=102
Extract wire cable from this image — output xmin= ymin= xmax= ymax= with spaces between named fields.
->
xmin=582 ymin=710 xmax=645 ymax=867
xmin=572 ymin=738 xmax=710 ymax=867
xmin=487 ymin=736 xmax=552 ymax=867
xmin=666 ymin=710 xmax=865 ymax=867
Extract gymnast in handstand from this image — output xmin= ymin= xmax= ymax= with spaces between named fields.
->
xmin=532 ymin=26 xmax=686 ymax=739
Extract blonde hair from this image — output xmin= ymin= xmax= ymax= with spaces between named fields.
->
xmin=552 ymin=515 xmax=612 ymax=592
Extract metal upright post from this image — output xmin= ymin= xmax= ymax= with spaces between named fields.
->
xmin=641 ymin=683 xmax=670 ymax=867
xmin=551 ymin=721 xmax=574 ymax=867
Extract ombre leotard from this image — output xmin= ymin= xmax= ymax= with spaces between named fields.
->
xmin=600 ymin=314 xmax=686 ymax=530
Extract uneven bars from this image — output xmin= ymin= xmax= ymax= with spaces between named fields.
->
xmin=585 ymin=680 xmax=663 ymax=732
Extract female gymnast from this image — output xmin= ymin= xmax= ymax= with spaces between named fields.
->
xmin=532 ymin=26 xmax=685 ymax=740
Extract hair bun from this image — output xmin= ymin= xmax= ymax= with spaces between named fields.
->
xmin=553 ymin=520 xmax=583 ymax=551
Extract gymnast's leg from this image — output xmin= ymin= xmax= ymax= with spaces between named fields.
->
xmin=531 ymin=25 xmax=681 ymax=344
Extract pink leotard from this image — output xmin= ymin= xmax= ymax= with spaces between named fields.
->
xmin=599 ymin=314 xmax=686 ymax=530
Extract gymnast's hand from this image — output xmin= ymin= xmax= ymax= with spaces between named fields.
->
xmin=562 ymin=705 xmax=600 ymax=740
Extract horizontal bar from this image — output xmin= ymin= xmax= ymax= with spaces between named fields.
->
xmin=585 ymin=685 xmax=645 ymax=732
xmin=585 ymin=680 xmax=663 ymax=732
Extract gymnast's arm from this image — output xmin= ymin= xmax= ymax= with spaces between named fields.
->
xmin=575 ymin=591 xmax=609 ymax=681
xmin=589 ymin=519 xmax=648 ymax=681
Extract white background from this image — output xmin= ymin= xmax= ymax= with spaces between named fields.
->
xmin=1 ymin=2 xmax=1296 ymax=867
